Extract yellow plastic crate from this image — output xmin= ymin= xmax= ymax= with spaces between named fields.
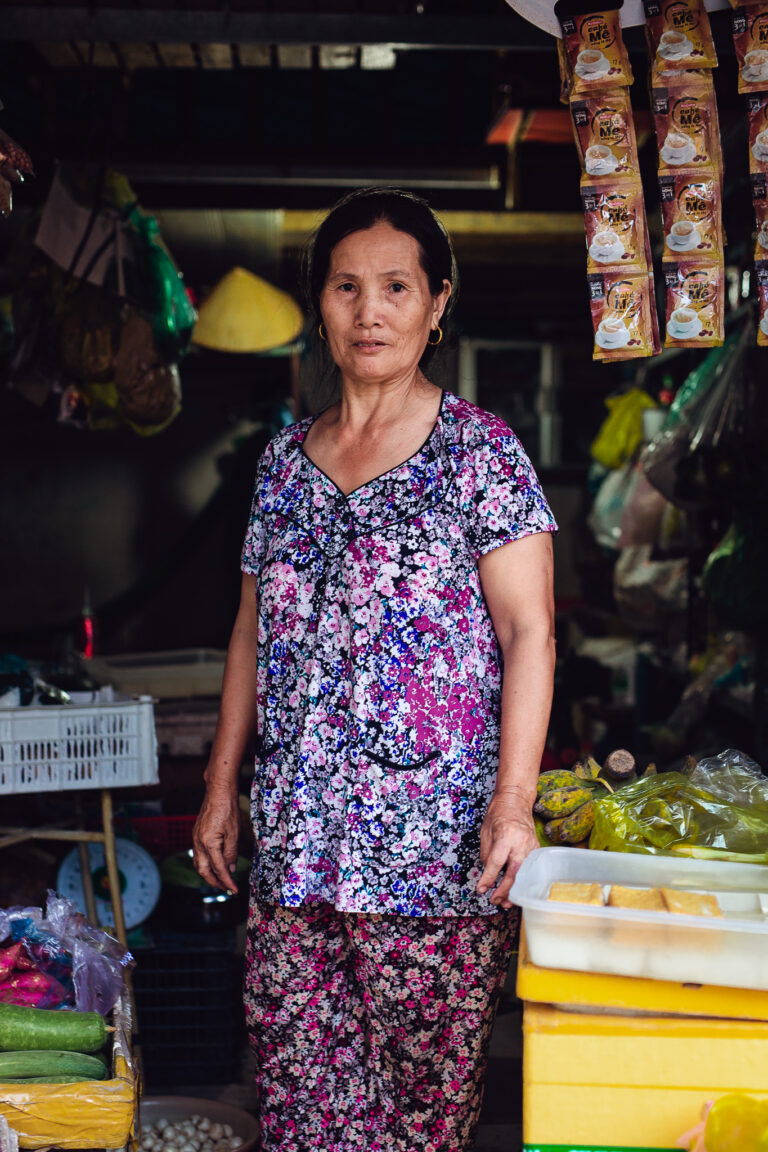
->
xmin=0 ymin=992 xmax=137 ymax=1149
xmin=522 ymin=1001 xmax=768 ymax=1152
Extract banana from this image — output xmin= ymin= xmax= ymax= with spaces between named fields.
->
xmin=533 ymin=785 xmax=595 ymax=819
xmin=574 ymin=756 xmax=602 ymax=781
xmin=544 ymin=799 xmax=595 ymax=845
xmin=536 ymin=769 xmax=582 ymax=796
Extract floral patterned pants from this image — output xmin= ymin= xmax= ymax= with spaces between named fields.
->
xmin=243 ymin=900 xmax=518 ymax=1152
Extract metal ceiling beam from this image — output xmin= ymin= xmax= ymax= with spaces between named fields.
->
xmin=119 ymin=162 xmax=503 ymax=192
xmin=0 ymin=8 xmax=553 ymax=51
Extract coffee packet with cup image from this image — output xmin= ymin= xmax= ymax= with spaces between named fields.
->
xmin=746 ymin=92 xmax=768 ymax=174
xmin=752 ymin=176 xmax=768 ymax=259
xmin=588 ymin=270 xmax=657 ymax=360
xmin=571 ymin=89 xmax=641 ymax=180
xmin=643 ymin=0 xmax=718 ymax=71
xmin=658 ymin=171 xmax=723 ymax=260
xmin=732 ymin=4 xmax=768 ymax=94
xmin=558 ymin=6 xmax=633 ymax=96
xmin=663 ymin=260 xmax=724 ymax=347
xmin=755 ymin=259 xmax=768 ymax=345
xmin=652 ymin=73 xmax=723 ymax=176
xmin=582 ymin=179 xmax=648 ymax=272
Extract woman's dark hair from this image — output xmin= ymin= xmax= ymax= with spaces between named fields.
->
xmin=300 ymin=187 xmax=458 ymax=400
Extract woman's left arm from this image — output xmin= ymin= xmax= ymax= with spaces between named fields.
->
xmin=475 ymin=531 xmax=556 ymax=908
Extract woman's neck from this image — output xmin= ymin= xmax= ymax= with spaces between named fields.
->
xmin=332 ymin=370 xmax=437 ymax=436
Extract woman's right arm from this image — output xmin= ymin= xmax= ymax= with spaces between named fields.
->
xmin=192 ymin=572 xmax=260 ymax=893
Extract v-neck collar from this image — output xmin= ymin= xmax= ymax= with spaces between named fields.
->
xmin=298 ymin=388 xmax=447 ymax=501
xmin=260 ymin=391 xmax=453 ymax=553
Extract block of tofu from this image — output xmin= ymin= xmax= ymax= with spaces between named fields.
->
xmin=548 ymin=881 xmax=604 ymax=906
xmin=607 ymin=885 xmax=665 ymax=911
xmin=661 ymin=888 xmax=722 ymax=916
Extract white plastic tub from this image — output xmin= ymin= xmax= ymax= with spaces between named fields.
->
xmin=509 ymin=846 xmax=768 ymax=991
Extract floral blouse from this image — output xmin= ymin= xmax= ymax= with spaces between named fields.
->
xmin=241 ymin=389 xmax=557 ymax=916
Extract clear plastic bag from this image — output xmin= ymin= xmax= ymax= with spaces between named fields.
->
xmin=0 ymin=894 xmax=133 ymax=1014
xmin=690 ymin=748 xmax=768 ymax=808
xmin=45 ymin=892 xmax=133 ymax=1016
xmin=590 ymin=763 xmax=768 ymax=860
xmin=613 ymin=544 xmax=687 ymax=630
xmin=641 ymin=327 xmax=753 ymax=508
xmin=587 ymin=458 xmax=639 ymax=551
xmin=618 ymin=465 xmax=668 ymax=547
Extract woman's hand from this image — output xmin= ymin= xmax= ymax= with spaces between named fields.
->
xmin=192 ymin=782 xmax=241 ymax=894
xmin=476 ymin=788 xmax=539 ymax=909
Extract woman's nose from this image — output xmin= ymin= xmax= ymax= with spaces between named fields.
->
xmin=354 ymin=288 xmax=380 ymax=328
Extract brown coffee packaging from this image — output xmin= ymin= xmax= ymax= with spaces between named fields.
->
xmin=589 ymin=270 xmax=657 ymax=360
xmin=752 ymin=184 xmax=768 ymax=260
xmin=746 ymin=92 xmax=768 ymax=175
xmin=756 ymin=259 xmax=768 ymax=345
xmin=648 ymin=269 xmax=663 ymax=354
xmin=571 ymin=89 xmax=641 ymax=180
xmin=558 ymin=8 xmax=633 ymax=96
xmin=651 ymin=73 xmax=723 ymax=176
xmin=663 ymin=261 xmax=724 ymax=347
xmin=644 ymin=0 xmax=718 ymax=70
xmin=650 ymin=61 xmax=710 ymax=87
xmin=659 ymin=171 xmax=723 ymax=260
xmin=557 ymin=36 xmax=572 ymax=105
xmin=732 ymin=4 xmax=768 ymax=94
xmin=582 ymin=179 xmax=648 ymax=271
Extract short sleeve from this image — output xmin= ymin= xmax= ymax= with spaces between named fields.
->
xmin=240 ymin=444 xmax=274 ymax=577
xmin=462 ymin=428 xmax=558 ymax=559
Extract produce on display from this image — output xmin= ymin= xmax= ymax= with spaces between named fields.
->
xmin=140 ymin=1114 xmax=245 ymax=1152
xmin=0 ymin=892 xmax=132 ymax=1016
xmin=0 ymin=1050 xmax=107 ymax=1083
xmin=0 ymin=1003 xmax=108 ymax=1053
xmin=534 ymin=749 xmax=656 ymax=845
xmin=589 ymin=754 xmax=768 ymax=860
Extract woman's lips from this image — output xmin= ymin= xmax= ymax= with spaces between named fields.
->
xmin=353 ymin=341 xmax=387 ymax=352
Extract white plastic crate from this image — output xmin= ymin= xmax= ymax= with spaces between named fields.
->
xmin=0 ymin=697 xmax=159 ymax=794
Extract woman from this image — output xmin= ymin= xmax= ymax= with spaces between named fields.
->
xmin=193 ymin=187 xmax=557 ymax=1151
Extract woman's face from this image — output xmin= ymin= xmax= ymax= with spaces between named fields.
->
xmin=319 ymin=220 xmax=450 ymax=387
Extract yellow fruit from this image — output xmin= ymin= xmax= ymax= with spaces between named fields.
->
xmin=536 ymin=769 xmax=582 ymax=796
xmin=533 ymin=786 xmax=595 ymax=820
xmin=544 ymin=800 xmax=595 ymax=845
xmin=573 ymin=756 xmax=602 ymax=780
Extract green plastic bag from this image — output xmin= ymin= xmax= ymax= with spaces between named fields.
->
xmin=591 ymin=388 xmax=659 ymax=471
xmin=590 ymin=771 xmax=768 ymax=861
xmin=128 ymin=208 xmax=197 ymax=361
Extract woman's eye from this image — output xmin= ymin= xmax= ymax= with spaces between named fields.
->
xmin=389 ymin=282 xmax=406 ymax=293
xmin=338 ymin=282 xmax=355 ymax=292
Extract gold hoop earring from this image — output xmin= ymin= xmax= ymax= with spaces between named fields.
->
xmin=318 ymin=323 xmax=327 ymax=342
xmin=427 ymin=325 xmax=443 ymax=346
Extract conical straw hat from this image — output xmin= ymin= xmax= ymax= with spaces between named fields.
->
xmin=192 ymin=266 xmax=304 ymax=352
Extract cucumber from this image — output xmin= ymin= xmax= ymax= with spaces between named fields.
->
xmin=0 ymin=1075 xmax=96 ymax=1084
xmin=0 ymin=1050 xmax=107 ymax=1080
xmin=0 ymin=1004 xmax=107 ymax=1053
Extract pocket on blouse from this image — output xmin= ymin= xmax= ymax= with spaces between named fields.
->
xmin=349 ymin=747 xmax=449 ymax=863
